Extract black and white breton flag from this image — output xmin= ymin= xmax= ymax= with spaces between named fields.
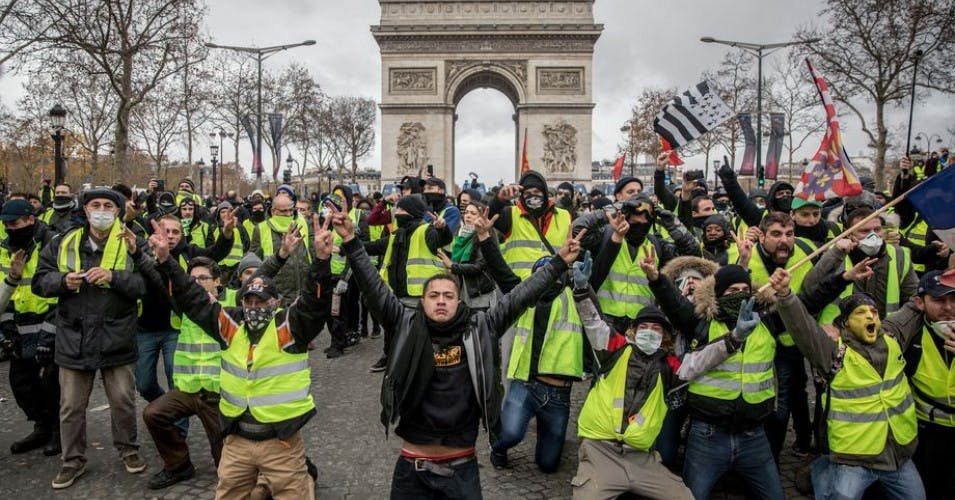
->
xmin=653 ymin=81 xmax=733 ymax=148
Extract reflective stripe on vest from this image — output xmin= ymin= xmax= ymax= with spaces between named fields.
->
xmin=911 ymin=327 xmax=955 ymax=427
xmin=596 ymin=242 xmax=657 ymax=318
xmin=380 ymin=223 xmax=443 ymax=297
xmin=0 ymin=244 xmax=56 ymax=317
xmin=172 ymin=315 xmax=221 ymax=394
xmin=58 ymin=220 xmax=130 ymax=273
xmin=501 ymin=206 xmax=570 ymax=280
xmin=218 ymin=320 xmax=314 ymax=423
xmin=902 ymin=218 xmax=928 ymax=273
xmin=747 ymin=245 xmax=809 ymax=347
xmin=688 ymin=320 xmax=776 ymax=404
xmin=508 ymin=288 xmax=583 ymax=381
xmin=331 ymin=209 xmax=362 ymax=275
xmin=826 ymin=335 xmax=917 ymax=455
xmin=576 ymin=345 xmax=668 ymax=451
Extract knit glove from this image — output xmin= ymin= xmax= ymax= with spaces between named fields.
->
xmin=35 ymin=345 xmax=54 ymax=366
xmin=731 ymin=297 xmax=759 ymax=343
xmin=571 ymin=250 xmax=592 ymax=291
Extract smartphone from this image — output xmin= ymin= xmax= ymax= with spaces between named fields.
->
xmin=156 ymin=179 xmax=165 ymax=193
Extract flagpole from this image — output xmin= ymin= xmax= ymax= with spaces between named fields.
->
xmin=756 ymin=184 xmax=921 ymax=293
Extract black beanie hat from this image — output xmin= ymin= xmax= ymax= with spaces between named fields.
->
xmin=614 ymin=176 xmax=641 ymax=195
xmin=396 ymin=194 xmax=428 ymax=219
xmin=632 ymin=306 xmax=672 ymax=333
xmin=834 ymin=293 xmax=878 ymax=327
xmin=714 ymin=264 xmax=751 ymax=297
xmin=557 ymin=181 xmax=574 ymax=192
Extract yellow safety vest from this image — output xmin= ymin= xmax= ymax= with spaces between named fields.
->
xmin=256 ymin=217 xmax=311 ymax=262
xmin=508 ymin=288 xmax=583 ymax=381
xmin=0 ymin=244 xmax=57 ymax=322
xmin=58 ymin=220 xmax=130 ymax=273
xmin=501 ymin=206 xmax=571 ymax=280
xmin=380 ymin=223 xmax=443 ymax=297
xmin=688 ymin=320 xmax=776 ymax=404
xmin=213 ymin=227 xmax=245 ymax=267
xmin=748 ymin=245 xmax=809 ymax=346
xmin=219 ymin=320 xmax=314 ymax=423
xmin=910 ymin=326 xmax=955 ymax=427
xmin=901 ymin=218 xmax=929 ymax=273
xmin=331 ymin=209 xmax=361 ymax=275
xmin=367 ymin=221 xmax=385 ymax=266
xmin=38 ymin=208 xmax=54 ymax=224
xmin=577 ymin=345 xmax=668 ymax=451
xmin=596 ymin=241 xmax=656 ymax=319
xmin=826 ymin=335 xmax=917 ymax=455
xmin=172 ymin=314 xmax=221 ymax=394
xmin=819 ymin=245 xmax=911 ymax=324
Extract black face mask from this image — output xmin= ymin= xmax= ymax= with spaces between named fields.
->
xmin=395 ymin=213 xmax=416 ymax=229
xmin=6 ymin=224 xmax=35 ymax=250
xmin=626 ymin=223 xmax=649 ymax=246
xmin=52 ymin=195 xmax=74 ymax=213
xmin=522 ymin=195 xmax=546 ymax=215
xmin=775 ymin=195 xmax=793 ymax=213
xmin=556 ymin=195 xmax=572 ymax=209
xmin=692 ymin=215 xmax=709 ymax=229
xmin=424 ymin=193 xmax=445 ymax=212
xmin=716 ymin=291 xmax=752 ymax=329
xmin=250 ymin=210 xmax=266 ymax=223
xmin=714 ymin=201 xmax=729 ymax=213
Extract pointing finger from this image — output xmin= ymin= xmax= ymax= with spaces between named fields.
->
xmin=150 ymin=219 xmax=160 ymax=233
xmin=573 ymin=228 xmax=587 ymax=242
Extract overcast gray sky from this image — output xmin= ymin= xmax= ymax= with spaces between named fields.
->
xmin=3 ymin=0 xmax=952 ymax=188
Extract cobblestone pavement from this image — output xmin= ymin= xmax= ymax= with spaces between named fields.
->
xmin=0 ymin=330 xmax=812 ymax=499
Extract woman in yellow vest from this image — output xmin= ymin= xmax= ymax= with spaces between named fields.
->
xmin=773 ymin=269 xmax=925 ymax=500
xmin=149 ymin=213 xmax=333 ymax=500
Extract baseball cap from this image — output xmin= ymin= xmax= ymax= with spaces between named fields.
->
xmin=0 ymin=200 xmax=36 ymax=221
xmin=917 ymin=270 xmax=955 ymax=298
xmin=791 ymin=197 xmax=823 ymax=211
xmin=240 ymin=276 xmax=278 ymax=300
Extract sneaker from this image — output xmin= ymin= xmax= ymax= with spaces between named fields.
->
xmin=489 ymin=447 xmax=509 ymax=469
xmin=344 ymin=331 xmax=361 ymax=347
xmin=369 ymin=356 xmax=387 ymax=373
xmin=325 ymin=347 xmax=344 ymax=359
xmin=51 ymin=464 xmax=86 ymax=489
xmin=11 ymin=424 xmax=51 ymax=454
xmin=147 ymin=462 xmax=195 ymax=489
xmin=369 ymin=327 xmax=381 ymax=339
xmin=123 ymin=452 xmax=147 ymax=473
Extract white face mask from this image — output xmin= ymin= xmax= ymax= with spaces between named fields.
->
xmin=88 ymin=210 xmax=115 ymax=231
xmin=633 ymin=328 xmax=663 ymax=355
xmin=858 ymin=232 xmax=883 ymax=256
xmin=930 ymin=320 xmax=955 ymax=341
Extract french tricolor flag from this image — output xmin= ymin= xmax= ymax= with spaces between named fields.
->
xmin=907 ymin=165 xmax=955 ymax=252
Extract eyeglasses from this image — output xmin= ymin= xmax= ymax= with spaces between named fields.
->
xmin=192 ymin=275 xmax=214 ymax=282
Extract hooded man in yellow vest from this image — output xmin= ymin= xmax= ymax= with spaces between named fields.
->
xmin=323 ymin=185 xmax=370 ymax=360
xmin=773 ymin=268 xmax=926 ymax=500
xmin=149 ymin=212 xmax=333 ymax=500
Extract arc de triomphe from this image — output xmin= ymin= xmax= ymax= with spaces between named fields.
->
xmin=372 ymin=1 xmax=603 ymax=186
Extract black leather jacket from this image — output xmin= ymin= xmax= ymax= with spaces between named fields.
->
xmin=343 ymin=236 xmax=568 ymax=436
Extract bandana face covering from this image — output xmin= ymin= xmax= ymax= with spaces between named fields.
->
xmin=243 ymin=305 xmax=276 ymax=332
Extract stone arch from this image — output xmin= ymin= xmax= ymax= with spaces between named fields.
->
xmin=446 ymin=63 xmax=525 ymax=108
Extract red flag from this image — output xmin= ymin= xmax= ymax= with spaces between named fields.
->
xmin=794 ymin=60 xmax=863 ymax=202
xmin=520 ymin=128 xmax=530 ymax=174
xmin=659 ymin=136 xmax=684 ymax=166
xmin=612 ymin=154 xmax=626 ymax=182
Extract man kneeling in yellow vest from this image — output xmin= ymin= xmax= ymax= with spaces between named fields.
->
xmin=149 ymin=213 xmax=333 ymax=500
xmin=772 ymin=268 xmax=925 ymax=500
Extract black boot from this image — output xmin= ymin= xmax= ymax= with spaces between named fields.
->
xmin=43 ymin=427 xmax=61 ymax=457
xmin=10 ymin=423 xmax=51 ymax=454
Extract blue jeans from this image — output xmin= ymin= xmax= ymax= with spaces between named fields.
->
xmin=491 ymin=378 xmax=571 ymax=473
xmin=811 ymin=456 xmax=926 ymax=500
xmin=682 ymin=420 xmax=785 ymax=500
xmin=136 ymin=329 xmax=178 ymax=401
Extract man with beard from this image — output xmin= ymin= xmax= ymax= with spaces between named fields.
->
xmin=333 ymin=198 xmax=583 ymax=498
xmin=773 ymin=271 xmax=926 ymax=500
xmin=806 ymin=207 xmax=919 ymax=323
xmin=363 ymin=194 xmax=452 ymax=367
xmin=644 ymin=256 xmax=866 ymax=499
xmin=149 ymin=214 xmax=332 ymax=500
xmin=0 ymin=200 xmax=59 ymax=456
xmin=38 ymin=183 xmax=79 ymax=234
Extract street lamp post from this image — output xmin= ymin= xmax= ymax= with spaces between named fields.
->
xmin=197 ymin=158 xmax=206 ymax=197
xmin=905 ymin=50 xmax=924 ymax=155
xmin=205 ymin=40 xmax=316 ymax=188
xmin=701 ymin=36 xmax=819 ymax=186
xmin=213 ymin=129 xmax=233 ymax=196
xmin=620 ymin=123 xmax=637 ymax=178
xmin=914 ymin=132 xmax=942 ymax=154
xmin=209 ymin=143 xmax=220 ymax=200
xmin=49 ymin=104 xmax=68 ymax=186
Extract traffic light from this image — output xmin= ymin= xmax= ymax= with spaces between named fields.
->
xmin=758 ymin=177 xmax=765 ymax=187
